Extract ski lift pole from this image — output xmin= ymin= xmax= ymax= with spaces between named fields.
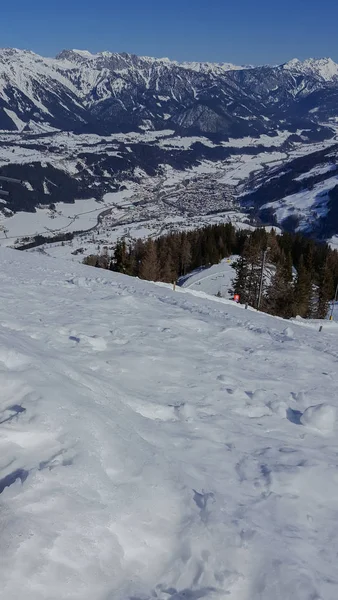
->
xmin=329 ymin=282 xmax=338 ymax=321
xmin=257 ymin=248 xmax=268 ymax=311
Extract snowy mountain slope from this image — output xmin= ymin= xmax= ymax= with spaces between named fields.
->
xmin=261 ymin=174 xmax=338 ymax=232
xmin=0 ymin=49 xmax=94 ymax=132
xmin=0 ymin=48 xmax=338 ymax=138
xmin=1 ymin=248 xmax=338 ymax=600
xmin=178 ymin=60 xmax=250 ymax=74
xmin=242 ymin=142 xmax=338 ymax=237
xmin=284 ymin=57 xmax=338 ymax=82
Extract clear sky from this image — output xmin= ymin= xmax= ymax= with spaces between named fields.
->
xmin=2 ymin=0 xmax=338 ymax=65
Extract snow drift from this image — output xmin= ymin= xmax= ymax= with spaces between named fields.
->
xmin=0 ymin=248 xmax=338 ymax=600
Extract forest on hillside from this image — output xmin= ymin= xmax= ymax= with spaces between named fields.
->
xmin=83 ymin=223 xmax=338 ymax=319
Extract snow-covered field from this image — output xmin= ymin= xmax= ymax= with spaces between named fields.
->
xmin=1 ymin=248 xmax=338 ymax=600
xmin=0 ymin=198 xmax=102 ymax=242
xmin=0 ymin=189 xmax=134 ymax=246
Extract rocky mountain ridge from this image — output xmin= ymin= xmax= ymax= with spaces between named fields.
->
xmin=0 ymin=48 xmax=338 ymax=138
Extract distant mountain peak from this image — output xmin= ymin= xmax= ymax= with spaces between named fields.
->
xmin=0 ymin=46 xmax=337 ymax=141
xmin=179 ymin=60 xmax=251 ymax=73
xmin=56 ymin=49 xmax=249 ymax=73
xmin=284 ymin=57 xmax=338 ymax=81
xmin=56 ymin=49 xmax=97 ymax=62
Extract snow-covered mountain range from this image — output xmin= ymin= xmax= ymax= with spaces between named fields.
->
xmin=1 ymin=48 xmax=338 ymax=136
xmin=283 ymin=57 xmax=338 ymax=81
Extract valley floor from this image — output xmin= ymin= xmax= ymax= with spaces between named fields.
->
xmin=0 ymin=127 xmax=335 ymax=259
xmin=1 ymin=249 xmax=338 ymax=599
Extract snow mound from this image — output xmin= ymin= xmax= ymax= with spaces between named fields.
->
xmin=301 ymin=403 xmax=336 ymax=432
xmin=282 ymin=326 xmax=294 ymax=340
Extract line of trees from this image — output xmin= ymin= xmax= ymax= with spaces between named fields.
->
xmin=231 ymin=228 xmax=338 ymax=319
xmin=83 ymin=223 xmax=338 ymax=320
xmin=84 ymin=223 xmax=242 ymax=282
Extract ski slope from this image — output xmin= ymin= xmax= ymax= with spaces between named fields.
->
xmin=179 ymin=257 xmax=237 ymax=298
xmin=1 ymin=248 xmax=338 ymax=600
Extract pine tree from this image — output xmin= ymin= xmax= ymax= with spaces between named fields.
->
xmin=316 ymin=258 xmax=334 ymax=319
xmin=307 ymin=282 xmax=319 ymax=319
xmin=139 ymin=239 xmax=160 ymax=281
xmin=180 ymin=235 xmax=192 ymax=276
xmin=266 ymin=255 xmax=294 ymax=318
xmin=83 ymin=254 xmax=98 ymax=267
xmin=95 ymin=249 xmax=110 ymax=269
xmin=266 ymin=229 xmax=281 ymax=263
xmin=231 ymin=239 xmax=262 ymax=306
xmin=161 ymin=251 xmax=177 ymax=283
xmin=231 ymin=256 xmax=249 ymax=302
xmin=293 ymin=255 xmax=312 ymax=317
xmin=158 ymin=239 xmax=177 ymax=282
xmin=247 ymin=243 xmax=264 ymax=308
xmin=284 ymin=251 xmax=293 ymax=282
xmin=112 ymin=240 xmax=128 ymax=273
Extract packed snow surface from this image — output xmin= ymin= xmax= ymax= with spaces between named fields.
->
xmin=1 ymin=248 xmax=338 ymax=600
xmin=179 ymin=257 xmax=237 ymax=298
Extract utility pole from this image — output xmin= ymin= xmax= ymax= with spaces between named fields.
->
xmin=257 ymin=248 xmax=268 ymax=311
xmin=329 ymin=282 xmax=338 ymax=321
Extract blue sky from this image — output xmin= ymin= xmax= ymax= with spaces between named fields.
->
xmin=2 ymin=0 xmax=338 ymax=64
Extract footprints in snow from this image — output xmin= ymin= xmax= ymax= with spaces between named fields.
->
xmin=0 ymin=404 xmax=26 ymax=425
xmin=0 ymin=435 xmax=74 ymax=496
xmin=287 ymin=391 xmax=336 ymax=432
xmin=286 ymin=408 xmax=303 ymax=425
xmin=0 ymin=469 xmax=29 ymax=495
xmin=122 ymin=377 xmax=336 ymax=433
xmin=220 ymin=384 xmax=287 ymax=420
xmin=0 ymin=376 xmax=74 ymax=497
xmin=53 ymin=327 xmax=108 ymax=351
xmin=193 ymin=489 xmax=215 ymax=524
xmin=0 ymin=389 xmax=29 ymax=495
xmin=67 ymin=332 xmax=107 ymax=351
xmin=218 ymin=378 xmax=337 ymax=432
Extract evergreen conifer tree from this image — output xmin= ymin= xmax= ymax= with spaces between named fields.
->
xmin=266 ymin=254 xmax=294 ymax=318
xmin=316 ymin=258 xmax=334 ymax=319
xmin=180 ymin=235 xmax=192 ymax=276
xmin=294 ymin=255 xmax=312 ymax=317
xmin=139 ymin=239 xmax=160 ymax=281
